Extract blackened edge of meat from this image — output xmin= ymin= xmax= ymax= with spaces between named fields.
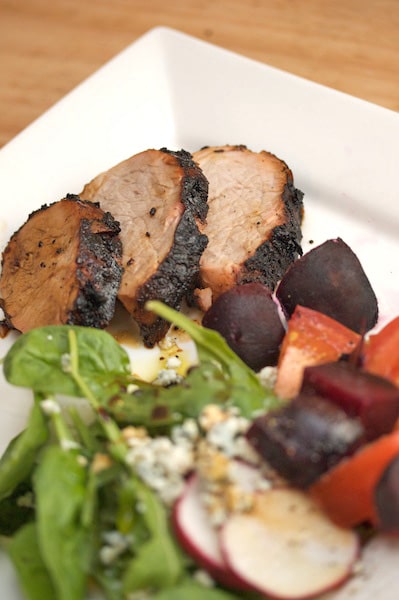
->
xmin=0 ymin=195 xmax=123 ymax=333
xmin=66 ymin=192 xmax=101 ymax=209
xmin=160 ymin=148 xmax=209 ymax=224
xmin=67 ymin=204 xmax=124 ymax=329
xmin=240 ymin=181 xmax=304 ymax=290
xmin=136 ymin=149 xmax=209 ymax=347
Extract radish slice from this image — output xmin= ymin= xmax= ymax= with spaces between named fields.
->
xmin=321 ymin=534 xmax=399 ymax=600
xmin=172 ymin=462 xmax=262 ymax=590
xmin=173 ymin=474 xmax=224 ymax=573
xmin=220 ymin=488 xmax=359 ymax=599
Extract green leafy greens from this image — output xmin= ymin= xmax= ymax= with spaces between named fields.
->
xmin=0 ymin=303 xmax=276 ymax=599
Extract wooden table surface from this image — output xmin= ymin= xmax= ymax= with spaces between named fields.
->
xmin=0 ymin=0 xmax=398 ymax=149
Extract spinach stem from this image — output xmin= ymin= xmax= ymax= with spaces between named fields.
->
xmin=52 ymin=411 xmax=74 ymax=447
xmin=67 ymin=330 xmax=99 ymax=408
xmin=67 ymin=330 xmax=127 ymax=462
xmin=37 ymin=392 xmax=77 ymax=449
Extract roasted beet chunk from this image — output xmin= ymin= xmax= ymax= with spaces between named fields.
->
xmin=301 ymin=361 xmax=399 ymax=441
xmin=276 ymin=238 xmax=378 ymax=333
xmin=202 ymin=283 xmax=285 ymax=371
xmin=246 ymin=393 xmax=365 ymax=488
xmin=375 ymin=454 xmax=399 ymax=532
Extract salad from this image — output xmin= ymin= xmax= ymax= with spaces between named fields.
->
xmin=1 ymin=295 xmax=399 ymax=600
xmin=0 ymin=301 xmax=275 ymax=600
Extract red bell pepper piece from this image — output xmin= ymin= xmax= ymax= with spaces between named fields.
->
xmin=363 ymin=316 xmax=399 ymax=387
xmin=274 ymin=305 xmax=361 ymax=399
xmin=309 ymin=429 xmax=399 ymax=528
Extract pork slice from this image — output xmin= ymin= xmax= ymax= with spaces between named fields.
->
xmin=192 ymin=145 xmax=304 ymax=309
xmin=0 ymin=195 xmax=123 ymax=332
xmin=81 ymin=148 xmax=208 ymax=347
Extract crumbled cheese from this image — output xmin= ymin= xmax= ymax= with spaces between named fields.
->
xmin=122 ymin=426 xmax=148 ymax=447
xmin=99 ymin=530 xmax=130 ymax=565
xmin=91 ymin=452 xmax=113 ymax=473
xmin=60 ymin=352 xmax=72 ymax=373
xmin=122 ymin=404 xmax=269 ymax=521
xmin=60 ymin=439 xmax=81 ymax=452
xmin=224 ymin=483 xmax=254 ymax=513
xmin=197 ymin=440 xmax=230 ymax=482
xmin=16 ymin=491 xmax=35 ymax=509
xmin=125 ymin=430 xmax=195 ymax=505
xmin=199 ymin=404 xmax=258 ymax=465
xmin=195 ymin=407 xmax=273 ymax=526
xmin=257 ymin=365 xmax=278 ymax=388
xmin=206 ymin=414 xmax=249 ymax=456
xmin=231 ymin=435 xmax=261 ymax=465
xmin=199 ymin=404 xmax=229 ymax=431
xmin=77 ymin=454 xmax=89 ymax=468
xmin=171 ymin=418 xmax=200 ymax=446
xmin=193 ymin=569 xmax=215 ymax=588
xmin=127 ymin=383 xmax=139 ymax=394
xmin=40 ymin=398 xmax=61 ymax=415
xmin=152 ymin=368 xmax=182 ymax=387
xmin=166 ymin=355 xmax=182 ymax=369
xmin=158 ymin=336 xmax=174 ymax=351
xmin=102 ymin=530 xmax=128 ymax=547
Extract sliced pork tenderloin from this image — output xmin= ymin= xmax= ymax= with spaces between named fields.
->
xmin=192 ymin=145 xmax=304 ymax=310
xmin=0 ymin=195 xmax=123 ymax=332
xmin=81 ymin=148 xmax=208 ymax=347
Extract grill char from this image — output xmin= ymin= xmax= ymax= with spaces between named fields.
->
xmin=192 ymin=145 xmax=304 ymax=309
xmin=0 ymin=194 xmax=123 ymax=332
xmin=81 ymin=148 xmax=208 ymax=347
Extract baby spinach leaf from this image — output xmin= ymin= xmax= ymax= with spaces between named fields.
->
xmin=123 ymin=535 xmax=180 ymax=593
xmin=3 ymin=325 xmax=131 ymax=400
xmin=105 ymin=360 xmax=226 ymax=427
xmin=8 ymin=522 xmax=56 ymax=600
xmin=0 ymin=481 xmax=34 ymax=536
xmin=0 ymin=400 xmax=48 ymax=501
xmin=115 ymin=476 xmax=138 ymax=535
xmin=123 ymin=479 xmax=184 ymax=593
xmin=153 ymin=579 xmax=245 ymax=599
xmin=34 ymin=445 xmax=93 ymax=600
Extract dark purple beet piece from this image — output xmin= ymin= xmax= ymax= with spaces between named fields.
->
xmin=202 ymin=283 xmax=285 ymax=371
xmin=375 ymin=454 xmax=399 ymax=533
xmin=276 ymin=238 xmax=378 ymax=333
xmin=246 ymin=393 xmax=365 ymax=488
xmin=302 ymin=361 xmax=399 ymax=441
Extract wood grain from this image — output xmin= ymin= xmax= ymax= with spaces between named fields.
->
xmin=0 ymin=0 xmax=398 ymax=148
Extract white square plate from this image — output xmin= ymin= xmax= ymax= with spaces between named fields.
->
xmin=0 ymin=27 xmax=399 ymax=599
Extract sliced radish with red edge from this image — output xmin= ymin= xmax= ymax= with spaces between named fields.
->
xmin=172 ymin=463 xmax=261 ymax=590
xmin=320 ymin=534 xmax=399 ymax=600
xmin=220 ymin=487 xmax=359 ymax=599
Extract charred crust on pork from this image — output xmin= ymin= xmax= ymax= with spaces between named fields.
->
xmin=0 ymin=195 xmax=123 ymax=332
xmin=192 ymin=145 xmax=304 ymax=306
xmin=80 ymin=148 xmax=209 ymax=347
xmin=241 ymin=182 xmax=304 ymax=287
xmin=135 ymin=149 xmax=208 ymax=346
xmin=70 ymin=203 xmax=123 ymax=328
xmin=160 ymin=148 xmax=209 ymax=223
